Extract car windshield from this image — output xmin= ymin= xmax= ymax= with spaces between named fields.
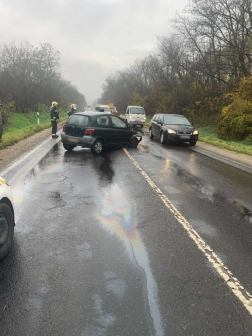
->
xmin=163 ymin=115 xmax=191 ymax=126
xmin=67 ymin=115 xmax=89 ymax=126
xmin=130 ymin=107 xmax=145 ymax=114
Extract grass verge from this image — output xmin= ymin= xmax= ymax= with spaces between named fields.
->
xmin=145 ymin=116 xmax=151 ymax=127
xmin=0 ymin=111 xmax=68 ymax=150
xmin=198 ymin=126 xmax=252 ymax=156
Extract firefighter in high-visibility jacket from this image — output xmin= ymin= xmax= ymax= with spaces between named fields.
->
xmin=50 ymin=101 xmax=59 ymax=138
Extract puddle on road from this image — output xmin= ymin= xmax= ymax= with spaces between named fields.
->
xmin=98 ymin=183 xmax=164 ymax=336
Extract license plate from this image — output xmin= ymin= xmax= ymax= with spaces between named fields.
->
xmin=180 ymin=135 xmax=191 ymax=139
xmin=67 ymin=136 xmax=79 ymax=143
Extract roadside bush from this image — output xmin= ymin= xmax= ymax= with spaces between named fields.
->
xmin=218 ymin=98 xmax=252 ymax=140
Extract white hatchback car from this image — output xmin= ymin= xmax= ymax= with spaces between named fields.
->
xmin=0 ymin=177 xmax=15 ymax=259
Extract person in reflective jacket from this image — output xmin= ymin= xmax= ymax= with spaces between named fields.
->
xmin=0 ymin=104 xmax=5 ymax=143
xmin=67 ymin=104 xmax=77 ymax=116
xmin=51 ymin=101 xmax=59 ymax=138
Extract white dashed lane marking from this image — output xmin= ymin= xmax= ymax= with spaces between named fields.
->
xmin=123 ymin=148 xmax=252 ymax=315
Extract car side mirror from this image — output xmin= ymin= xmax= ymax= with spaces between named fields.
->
xmin=191 ymin=123 xmax=194 ymax=126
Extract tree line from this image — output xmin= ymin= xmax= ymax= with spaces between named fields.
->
xmin=0 ymin=42 xmax=86 ymax=113
xmin=99 ymin=0 xmax=252 ymax=137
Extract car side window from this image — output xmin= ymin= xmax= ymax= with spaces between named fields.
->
xmin=126 ymin=108 xmax=129 ymax=114
xmin=154 ymin=115 xmax=159 ymax=121
xmin=111 ymin=116 xmax=127 ymax=128
xmin=97 ymin=116 xmax=110 ymax=127
xmin=158 ymin=116 xmax=163 ymax=124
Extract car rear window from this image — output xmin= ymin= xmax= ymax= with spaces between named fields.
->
xmin=67 ymin=115 xmax=89 ymax=126
xmin=130 ymin=107 xmax=145 ymax=114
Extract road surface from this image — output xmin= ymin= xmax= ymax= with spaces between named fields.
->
xmin=1 ymin=134 xmax=252 ymax=335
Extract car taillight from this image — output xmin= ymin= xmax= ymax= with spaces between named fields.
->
xmin=63 ymin=125 xmax=66 ymax=131
xmin=85 ymin=129 xmax=95 ymax=135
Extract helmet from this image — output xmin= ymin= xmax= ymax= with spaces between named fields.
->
xmin=52 ymin=101 xmax=58 ymax=107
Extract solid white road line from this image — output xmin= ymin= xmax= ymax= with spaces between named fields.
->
xmin=123 ymin=148 xmax=252 ymax=315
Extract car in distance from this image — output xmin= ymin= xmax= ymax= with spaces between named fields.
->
xmin=0 ymin=177 xmax=15 ymax=260
xmin=149 ymin=114 xmax=198 ymax=145
xmin=61 ymin=112 xmax=143 ymax=154
xmin=84 ymin=106 xmax=93 ymax=112
xmin=95 ymin=104 xmax=111 ymax=113
xmin=125 ymin=106 xmax=146 ymax=127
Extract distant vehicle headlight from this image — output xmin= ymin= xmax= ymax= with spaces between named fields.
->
xmin=167 ymin=129 xmax=176 ymax=134
xmin=193 ymin=130 xmax=199 ymax=135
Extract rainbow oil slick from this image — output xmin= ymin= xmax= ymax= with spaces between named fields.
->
xmin=99 ymin=184 xmax=165 ymax=336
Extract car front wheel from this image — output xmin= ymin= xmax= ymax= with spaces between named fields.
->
xmin=129 ymin=137 xmax=139 ymax=148
xmin=63 ymin=144 xmax=75 ymax=151
xmin=190 ymin=141 xmax=197 ymax=146
xmin=91 ymin=139 xmax=104 ymax=155
xmin=0 ymin=203 xmax=14 ymax=260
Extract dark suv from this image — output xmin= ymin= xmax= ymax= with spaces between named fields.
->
xmin=149 ymin=114 xmax=198 ymax=145
xmin=61 ymin=112 xmax=143 ymax=154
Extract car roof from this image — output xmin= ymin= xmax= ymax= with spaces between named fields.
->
xmin=128 ymin=106 xmax=144 ymax=108
xmin=71 ymin=112 xmax=113 ymax=117
xmin=154 ymin=114 xmax=186 ymax=117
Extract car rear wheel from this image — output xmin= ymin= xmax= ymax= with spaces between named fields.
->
xmin=0 ymin=203 xmax=14 ymax=260
xmin=160 ymin=132 xmax=166 ymax=144
xmin=149 ymin=129 xmax=154 ymax=139
xmin=190 ymin=141 xmax=197 ymax=146
xmin=63 ymin=144 xmax=75 ymax=151
xmin=91 ymin=139 xmax=103 ymax=155
xmin=129 ymin=137 xmax=139 ymax=148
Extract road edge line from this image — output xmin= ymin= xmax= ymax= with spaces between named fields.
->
xmin=123 ymin=147 xmax=252 ymax=316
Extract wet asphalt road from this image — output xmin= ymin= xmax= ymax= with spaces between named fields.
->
xmin=1 ymin=134 xmax=252 ymax=335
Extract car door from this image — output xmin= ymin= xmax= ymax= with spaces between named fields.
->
xmin=156 ymin=115 xmax=163 ymax=138
xmin=95 ymin=115 xmax=113 ymax=144
xmin=152 ymin=114 xmax=159 ymax=137
xmin=110 ymin=115 xmax=131 ymax=145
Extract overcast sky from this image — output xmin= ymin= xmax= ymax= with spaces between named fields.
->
xmin=0 ymin=0 xmax=188 ymax=104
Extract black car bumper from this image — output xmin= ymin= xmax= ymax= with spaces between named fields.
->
xmin=164 ymin=133 xmax=198 ymax=143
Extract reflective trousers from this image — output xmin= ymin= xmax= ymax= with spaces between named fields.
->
xmin=51 ymin=120 xmax=57 ymax=136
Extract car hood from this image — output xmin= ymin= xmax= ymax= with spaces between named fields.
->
xmin=164 ymin=124 xmax=194 ymax=132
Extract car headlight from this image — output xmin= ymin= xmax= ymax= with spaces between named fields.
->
xmin=167 ymin=129 xmax=176 ymax=134
xmin=193 ymin=130 xmax=199 ymax=135
xmin=129 ymin=116 xmax=133 ymax=119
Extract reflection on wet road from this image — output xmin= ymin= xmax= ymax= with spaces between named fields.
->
xmin=99 ymin=184 xmax=164 ymax=336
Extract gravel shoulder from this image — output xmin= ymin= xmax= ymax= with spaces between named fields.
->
xmin=0 ymin=122 xmax=64 ymax=171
